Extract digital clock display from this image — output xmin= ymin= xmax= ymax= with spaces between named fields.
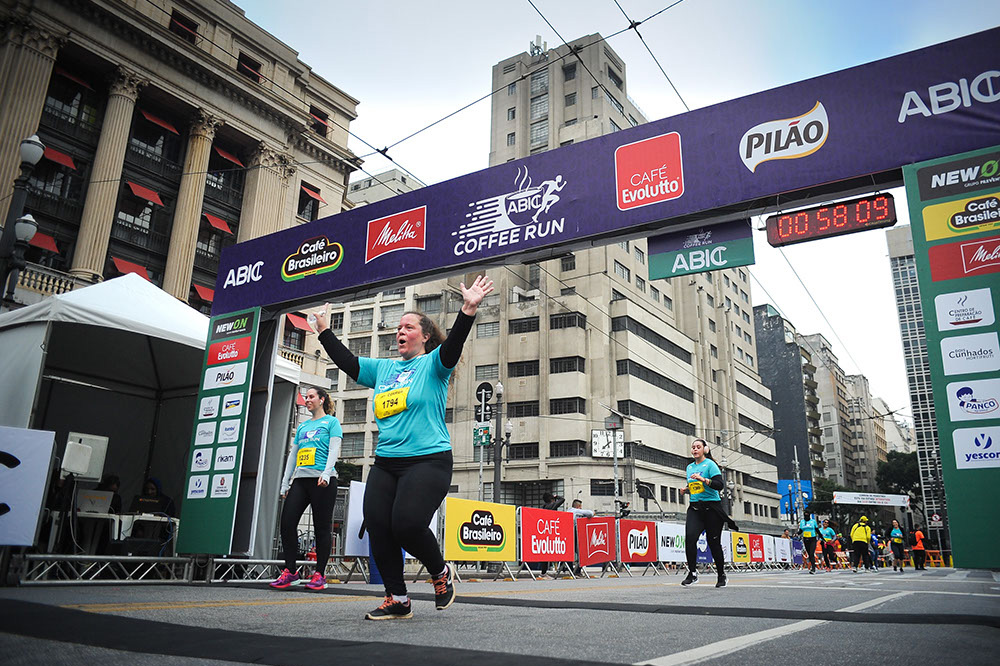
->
xmin=765 ymin=193 xmax=897 ymax=248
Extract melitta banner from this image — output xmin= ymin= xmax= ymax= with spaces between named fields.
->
xmin=832 ymin=491 xmax=911 ymax=507
xmin=619 ymin=519 xmax=657 ymax=563
xmin=576 ymin=516 xmax=617 ymax=566
xmin=444 ymin=497 xmax=516 ymax=561
xmin=210 ymin=29 xmax=1000 ymax=317
xmin=657 ymin=522 xmax=686 ymax=562
xmin=731 ymin=532 xmax=751 ymax=563
xmin=647 ymin=219 xmax=755 ymax=280
xmin=519 ymin=507 xmax=575 ymax=563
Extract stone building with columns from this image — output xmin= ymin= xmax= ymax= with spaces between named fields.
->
xmin=0 ymin=0 xmax=358 ymax=314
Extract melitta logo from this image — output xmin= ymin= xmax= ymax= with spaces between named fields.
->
xmin=282 ymin=236 xmax=343 ymax=281
xmin=223 ymin=261 xmax=263 ymax=288
xmin=899 ymin=70 xmax=1000 ymax=124
xmin=953 ymin=426 xmax=1000 ymax=470
xmin=454 ymin=166 xmax=566 ymax=257
xmin=740 ymin=102 xmax=828 ymax=173
xmin=366 ymin=206 xmax=426 ymax=263
xmin=459 ymin=510 xmax=505 ymax=550
xmin=585 ymin=523 xmax=610 ymax=557
xmin=964 ymin=238 xmax=1000 ymax=272
xmin=627 ymin=527 xmax=649 ymax=557
xmin=928 ymin=234 xmax=1000 ymax=282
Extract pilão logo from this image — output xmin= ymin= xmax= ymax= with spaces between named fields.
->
xmin=740 ymin=102 xmax=828 ymax=173
xmin=282 ymin=236 xmax=343 ymax=281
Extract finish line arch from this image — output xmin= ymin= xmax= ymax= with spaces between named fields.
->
xmin=176 ymin=28 xmax=1000 ymax=561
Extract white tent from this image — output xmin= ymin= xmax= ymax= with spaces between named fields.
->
xmin=0 ymin=274 xmax=300 ymax=556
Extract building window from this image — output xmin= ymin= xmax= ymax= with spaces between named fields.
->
xmin=550 ymin=356 xmax=585 ymax=373
xmin=309 ymin=106 xmax=329 ymax=137
xmin=611 ymin=289 xmax=626 ymax=301
xmin=415 ymin=295 xmax=441 ymax=314
xmin=744 ymin=332 xmax=752 ymax=344
xmin=706 ymin=294 xmax=715 ymax=307
xmin=743 ymin=312 xmax=751 ymax=324
xmin=283 ymin=319 xmax=305 ymax=351
xmin=607 ymin=67 xmax=623 ymax=90
xmin=563 ymin=63 xmax=576 ymax=81
xmin=169 ymin=10 xmax=199 ymax=44
xmin=650 ymin=286 xmax=660 ymax=302
xmin=664 ymin=295 xmax=673 ymax=311
xmin=669 ymin=487 xmax=678 ymax=503
xmin=592 ymin=479 xmax=616 ymax=496
xmin=564 ymin=118 xmax=577 ymax=126
xmin=348 ymin=337 xmax=371 ymax=357
xmin=509 ymin=317 xmax=540 ymax=334
xmin=475 ymin=364 xmax=499 ymax=380
xmin=550 ymin=312 xmax=586 ymax=329
xmin=477 ymin=321 xmax=500 ymax=338
xmin=550 ymin=397 xmax=585 ymax=414
xmin=380 ymin=304 xmax=404 ymax=329
xmin=329 ymin=312 xmax=344 ymax=334
xmin=530 ymin=68 xmax=548 ymax=94
xmin=561 ymin=254 xmax=576 ymax=272
xmin=614 ymin=260 xmax=630 ymax=281
xmin=508 ymin=442 xmax=539 ymax=460
xmin=325 ymin=367 xmax=339 ymax=391
xmin=343 ymin=399 xmax=367 ymax=423
xmin=741 ymin=289 xmax=750 ymax=303
xmin=634 ymin=247 xmax=645 ymax=264
xmin=635 ymin=276 xmax=645 ymax=292
xmin=529 ymin=119 xmax=548 ymax=146
xmin=747 ymin=354 xmax=754 ymax=366
xmin=381 ymin=287 xmax=405 ymax=300
xmin=592 ymin=86 xmax=600 ymax=99
xmin=237 ymin=52 xmax=263 ymax=83
xmin=507 ymin=107 xmax=516 ymax=121
xmin=530 ymin=94 xmax=548 ymax=121
xmin=508 ymin=82 xmax=517 ymax=95
xmin=377 ymin=334 xmax=396 ymax=357
xmin=341 ymin=432 xmax=365 ymax=457
xmin=508 ymin=401 xmax=540 ymax=418
xmin=709 ymin=319 xmax=716 ymax=332
xmin=297 ymin=182 xmax=321 ymax=220
xmin=508 ymin=360 xmax=539 ymax=377
xmin=609 ymin=119 xmax=621 ymax=132
xmin=565 ymin=92 xmax=576 ymax=107
xmin=560 ymin=286 xmax=576 ymax=295
xmin=506 ymin=132 xmax=516 ymax=146
xmin=550 ymin=440 xmax=587 ymax=457
xmin=710 ymin=345 xmax=718 ymax=358
xmin=350 ymin=308 xmax=373 ymax=332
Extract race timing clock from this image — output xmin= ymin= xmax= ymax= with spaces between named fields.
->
xmin=765 ymin=193 xmax=897 ymax=248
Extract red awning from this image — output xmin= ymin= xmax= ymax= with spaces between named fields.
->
xmin=203 ymin=213 xmax=233 ymax=235
xmin=193 ymin=284 xmax=214 ymax=302
xmin=296 ymin=392 xmax=306 ymax=406
xmin=300 ymin=185 xmax=326 ymax=204
xmin=214 ymin=146 xmax=244 ymax=167
xmin=29 ymin=232 xmax=60 ymax=254
xmin=286 ymin=313 xmax=312 ymax=332
xmin=54 ymin=66 xmax=93 ymax=90
xmin=309 ymin=112 xmax=330 ymax=128
xmin=126 ymin=181 xmax=164 ymax=206
xmin=140 ymin=109 xmax=179 ymax=135
xmin=43 ymin=147 xmax=76 ymax=170
xmin=111 ymin=257 xmax=150 ymax=281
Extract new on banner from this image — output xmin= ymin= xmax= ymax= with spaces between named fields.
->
xmin=443 ymin=497 xmax=516 ymax=562
xmin=657 ymin=522 xmax=686 ymax=563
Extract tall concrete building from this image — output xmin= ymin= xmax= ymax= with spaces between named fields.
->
xmin=800 ymin=333 xmax=858 ymax=488
xmin=347 ymin=168 xmax=425 ymax=206
xmin=846 ymin=374 xmax=887 ymax=492
xmin=874 ymin=397 xmax=915 ymax=455
xmin=886 ymin=224 xmax=946 ymax=536
xmin=346 ymin=35 xmax=779 ymax=526
xmin=753 ymin=304 xmax=824 ymax=516
xmin=1 ymin=0 xmax=358 ymax=321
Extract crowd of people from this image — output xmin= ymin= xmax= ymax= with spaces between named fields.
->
xmin=788 ymin=513 xmax=929 ymax=573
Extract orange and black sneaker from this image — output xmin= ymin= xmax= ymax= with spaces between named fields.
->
xmin=365 ymin=596 xmax=413 ymax=621
xmin=432 ymin=565 xmax=455 ymax=610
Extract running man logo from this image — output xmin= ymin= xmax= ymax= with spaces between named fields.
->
xmin=740 ymin=102 xmax=829 ymax=173
xmin=458 ymin=510 xmax=505 ymax=552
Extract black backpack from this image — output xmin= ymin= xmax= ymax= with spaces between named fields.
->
xmin=907 ymin=532 xmax=918 ymax=546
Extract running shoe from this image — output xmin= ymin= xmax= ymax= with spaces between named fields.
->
xmin=680 ymin=570 xmax=699 ymax=586
xmin=269 ymin=568 xmax=300 ymax=589
xmin=716 ymin=574 xmax=727 ymax=588
xmin=432 ymin=564 xmax=455 ymax=610
xmin=304 ymin=571 xmax=327 ymax=590
xmin=365 ymin=596 xmax=413 ymax=621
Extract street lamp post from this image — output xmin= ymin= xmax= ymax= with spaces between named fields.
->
xmin=492 ymin=381 xmax=504 ymax=503
xmin=1 ymin=134 xmax=45 ymax=308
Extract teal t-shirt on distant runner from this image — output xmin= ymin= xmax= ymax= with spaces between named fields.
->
xmin=357 ymin=346 xmax=453 ymax=457
xmin=890 ymin=527 xmax=904 ymax=544
xmin=293 ymin=415 xmax=342 ymax=471
xmin=685 ymin=459 xmax=722 ymax=502
xmin=800 ymin=517 xmax=819 ymax=538
xmin=820 ymin=526 xmax=837 ymax=542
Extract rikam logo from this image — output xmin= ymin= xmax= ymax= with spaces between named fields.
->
xmin=740 ymin=102 xmax=829 ymax=173
xmin=458 ymin=510 xmax=505 ymax=552
xmin=928 ymin=234 xmax=1000 ymax=282
xmin=282 ymin=236 xmax=343 ymax=281
xmin=614 ymin=132 xmax=684 ymax=210
xmin=366 ymin=206 xmax=426 ymax=263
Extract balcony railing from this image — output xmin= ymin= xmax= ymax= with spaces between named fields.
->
xmin=26 ymin=189 xmax=83 ymax=223
xmin=194 ymin=248 xmax=219 ymax=272
xmin=203 ymin=179 xmax=244 ymax=208
xmin=278 ymin=346 xmax=304 ymax=367
xmin=111 ymin=220 xmax=169 ymax=254
xmin=17 ymin=262 xmax=86 ymax=297
xmin=40 ymin=105 xmax=101 ymax=145
xmin=125 ymin=143 xmax=183 ymax=180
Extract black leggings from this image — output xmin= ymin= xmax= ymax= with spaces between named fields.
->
xmin=822 ymin=542 xmax=836 ymax=567
xmin=851 ymin=540 xmax=873 ymax=569
xmin=365 ymin=451 xmax=452 ymax=596
xmin=891 ymin=542 xmax=905 ymax=567
xmin=280 ymin=477 xmax=338 ymax=571
xmin=685 ymin=502 xmax=725 ymax=573
xmin=803 ymin=537 xmax=818 ymax=569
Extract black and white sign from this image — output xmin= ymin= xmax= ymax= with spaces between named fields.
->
xmin=475 ymin=381 xmax=494 ymax=404
xmin=0 ymin=425 xmax=56 ymax=546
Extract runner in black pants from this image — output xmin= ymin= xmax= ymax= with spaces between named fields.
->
xmin=680 ymin=438 xmax=738 ymax=588
xmin=315 ymin=275 xmax=494 ymax=620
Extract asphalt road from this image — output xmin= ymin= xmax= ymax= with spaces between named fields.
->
xmin=2 ymin=566 xmax=998 ymax=665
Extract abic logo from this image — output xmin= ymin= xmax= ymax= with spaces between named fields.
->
xmin=740 ymin=102 xmax=828 ymax=173
xmin=223 ymin=261 xmax=263 ymax=288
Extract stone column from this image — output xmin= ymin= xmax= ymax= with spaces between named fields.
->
xmin=162 ymin=109 xmax=221 ymax=301
xmin=69 ymin=67 xmax=146 ymax=282
xmin=237 ymin=142 xmax=295 ymax=242
xmin=0 ymin=20 xmax=63 ymax=210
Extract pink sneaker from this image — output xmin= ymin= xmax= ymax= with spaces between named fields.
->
xmin=304 ymin=571 xmax=327 ymax=590
xmin=269 ymin=568 xmax=300 ymax=589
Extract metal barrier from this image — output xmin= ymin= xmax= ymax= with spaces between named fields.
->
xmin=20 ymin=554 xmax=194 ymax=585
xmin=208 ymin=557 xmax=352 ymax=584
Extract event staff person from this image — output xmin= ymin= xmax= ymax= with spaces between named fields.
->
xmin=270 ymin=386 xmax=343 ymax=591
xmin=911 ymin=525 xmax=927 ymax=570
xmin=315 ymin=275 xmax=493 ymax=620
xmin=889 ymin=519 xmax=906 ymax=573
xmin=680 ymin=438 xmax=737 ymax=588
xmin=799 ymin=512 xmax=820 ymax=574
xmin=849 ymin=515 xmax=874 ymax=572
xmin=819 ymin=519 xmax=838 ymax=571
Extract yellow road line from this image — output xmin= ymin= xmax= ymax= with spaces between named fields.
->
xmin=64 ymin=595 xmax=372 ymax=613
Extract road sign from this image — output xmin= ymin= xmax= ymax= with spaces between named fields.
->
xmin=930 ymin=513 xmax=943 ymax=528
xmin=475 ymin=381 xmax=494 ymax=404
xmin=604 ymin=415 xmax=622 ymax=430
xmin=474 ymin=404 xmax=493 ymax=422
xmin=473 ymin=425 xmax=491 ymax=447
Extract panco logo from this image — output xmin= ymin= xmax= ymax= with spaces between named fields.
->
xmin=366 ymin=206 xmax=426 ymax=263
xmin=627 ymin=526 xmax=650 ymax=557
xmin=615 ymin=132 xmax=684 ymax=210
xmin=282 ymin=236 xmax=343 ymax=281
xmin=740 ymin=102 xmax=829 ymax=173
xmin=458 ymin=510 xmax=505 ymax=551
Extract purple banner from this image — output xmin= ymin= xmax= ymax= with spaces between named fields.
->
xmin=791 ymin=540 xmax=805 ymax=565
xmin=213 ymin=28 xmax=1000 ymax=315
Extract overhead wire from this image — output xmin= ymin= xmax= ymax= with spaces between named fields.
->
xmin=611 ymin=0 xmax=690 ymax=111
